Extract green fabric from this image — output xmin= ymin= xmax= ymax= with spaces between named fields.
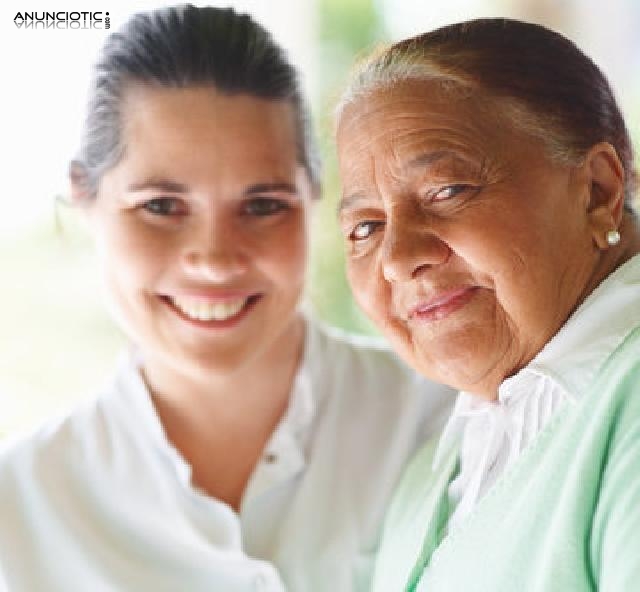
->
xmin=372 ymin=327 xmax=640 ymax=592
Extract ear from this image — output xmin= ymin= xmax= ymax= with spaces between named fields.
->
xmin=68 ymin=160 xmax=93 ymax=206
xmin=583 ymin=142 xmax=625 ymax=249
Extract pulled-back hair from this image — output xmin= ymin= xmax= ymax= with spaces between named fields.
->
xmin=339 ymin=18 xmax=637 ymax=208
xmin=74 ymin=4 xmax=320 ymax=197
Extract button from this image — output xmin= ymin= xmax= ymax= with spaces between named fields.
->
xmin=263 ymin=452 xmax=278 ymax=464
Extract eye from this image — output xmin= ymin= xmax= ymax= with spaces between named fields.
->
xmin=432 ymin=184 xmax=474 ymax=202
xmin=349 ymin=220 xmax=384 ymax=242
xmin=142 ymin=197 xmax=186 ymax=216
xmin=243 ymin=197 xmax=289 ymax=217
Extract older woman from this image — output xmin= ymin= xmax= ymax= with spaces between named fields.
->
xmin=336 ymin=18 xmax=640 ymax=592
xmin=0 ymin=6 xmax=454 ymax=591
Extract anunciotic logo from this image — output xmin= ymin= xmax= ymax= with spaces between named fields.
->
xmin=14 ymin=11 xmax=111 ymax=29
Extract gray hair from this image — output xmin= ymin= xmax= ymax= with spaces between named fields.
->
xmin=337 ymin=18 xmax=637 ymax=209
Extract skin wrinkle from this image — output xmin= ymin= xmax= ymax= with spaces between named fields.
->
xmin=337 ymin=80 xmax=626 ymax=399
xmin=346 ymin=67 xmax=640 ymax=210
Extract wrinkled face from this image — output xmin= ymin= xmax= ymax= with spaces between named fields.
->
xmin=337 ymin=81 xmax=601 ymax=398
xmin=90 ymin=85 xmax=311 ymax=376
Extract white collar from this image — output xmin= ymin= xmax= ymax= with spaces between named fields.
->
xmin=433 ymin=255 xmax=640 ymax=528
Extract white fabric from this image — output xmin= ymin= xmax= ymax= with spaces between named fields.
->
xmin=0 ymin=319 xmax=454 ymax=592
xmin=434 ymin=254 xmax=640 ymax=532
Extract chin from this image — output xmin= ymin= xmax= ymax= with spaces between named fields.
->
xmin=411 ymin=332 xmax=493 ymax=390
xmin=181 ymin=343 xmax=260 ymax=375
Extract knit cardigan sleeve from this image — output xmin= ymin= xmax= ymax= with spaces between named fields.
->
xmin=589 ymin=335 xmax=640 ymax=591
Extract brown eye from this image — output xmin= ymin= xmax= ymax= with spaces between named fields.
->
xmin=142 ymin=198 xmax=185 ymax=216
xmin=244 ymin=198 xmax=289 ymax=216
xmin=350 ymin=221 xmax=384 ymax=241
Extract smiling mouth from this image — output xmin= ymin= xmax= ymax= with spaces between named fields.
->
xmin=163 ymin=294 xmax=261 ymax=324
xmin=410 ymin=286 xmax=478 ymax=322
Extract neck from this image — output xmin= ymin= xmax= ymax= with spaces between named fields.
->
xmin=142 ymin=313 xmax=305 ymax=414
xmin=616 ymin=211 xmax=640 ymax=264
xmin=582 ymin=212 xmax=640 ymax=305
xmin=137 ymin=313 xmax=306 ymax=509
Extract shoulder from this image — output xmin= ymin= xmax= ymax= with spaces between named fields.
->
xmin=311 ymin=320 xmax=411 ymax=375
xmin=0 ymin=359 xmax=138 ymax=498
xmin=308 ymin=320 xmax=443 ymax=391
xmin=596 ymin=325 xmax=640 ymax=426
xmin=305 ymin=320 xmax=455 ymax=435
xmin=0 ymin=403 xmax=96 ymax=543
xmin=0 ymin=398 xmax=99 ymax=489
xmin=589 ymin=327 xmax=640 ymax=588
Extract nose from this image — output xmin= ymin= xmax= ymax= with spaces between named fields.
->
xmin=181 ymin=215 xmax=249 ymax=282
xmin=381 ymin=213 xmax=451 ymax=283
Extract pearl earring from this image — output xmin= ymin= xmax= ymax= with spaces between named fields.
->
xmin=606 ymin=229 xmax=621 ymax=246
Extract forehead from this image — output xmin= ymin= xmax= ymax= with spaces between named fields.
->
xmin=117 ymin=84 xmax=299 ymax=176
xmin=337 ymin=80 xmax=510 ymax=178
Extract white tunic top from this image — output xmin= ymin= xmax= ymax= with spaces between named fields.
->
xmin=434 ymin=254 xmax=640 ymax=533
xmin=0 ymin=320 xmax=454 ymax=592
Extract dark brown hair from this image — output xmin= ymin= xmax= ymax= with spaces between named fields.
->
xmin=72 ymin=4 xmax=320 ymax=198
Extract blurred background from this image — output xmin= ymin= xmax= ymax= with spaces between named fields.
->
xmin=1 ymin=0 xmax=639 ymax=437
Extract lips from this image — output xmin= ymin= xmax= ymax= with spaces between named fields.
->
xmin=409 ymin=286 xmax=478 ymax=322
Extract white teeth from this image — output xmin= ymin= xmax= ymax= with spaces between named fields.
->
xmin=170 ymin=297 xmax=248 ymax=321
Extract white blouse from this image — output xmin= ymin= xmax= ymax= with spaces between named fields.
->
xmin=433 ymin=254 xmax=640 ymax=532
xmin=0 ymin=319 xmax=454 ymax=592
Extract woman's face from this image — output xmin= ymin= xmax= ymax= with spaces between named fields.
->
xmin=337 ymin=81 xmax=603 ymax=398
xmin=89 ymin=85 xmax=311 ymax=376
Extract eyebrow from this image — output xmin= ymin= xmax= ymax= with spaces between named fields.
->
xmin=337 ymin=149 xmax=480 ymax=214
xmin=245 ymin=182 xmax=298 ymax=195
xmin=406 ymin=149 xmax=476 ymax=171
xmin=126 ymin=180 xmax=298 ymax=195
xmin=127 ymin=178 xmax=189 ymax=193
xmin=337 ymin=191 xmax=369 ymax=215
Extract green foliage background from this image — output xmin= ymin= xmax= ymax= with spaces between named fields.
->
xmin=308 ymin=0 xmax=383 ymax=334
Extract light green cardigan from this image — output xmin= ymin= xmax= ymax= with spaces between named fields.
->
xmin=372 ymin=326 xmax=640 ymax=592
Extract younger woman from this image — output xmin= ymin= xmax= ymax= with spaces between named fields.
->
xmin=0 ymin=6 xmax=452 ymax=592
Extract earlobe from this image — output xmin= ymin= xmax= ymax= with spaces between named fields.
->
xmin=584 ymin=143 xmax=625 ymax=249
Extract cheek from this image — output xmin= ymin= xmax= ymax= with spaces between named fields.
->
xmin=347 ymin=259 xmax=418 ymax=363
xmin=96 ymin=218 xmax=169 ymax=296
xmin=450 ymin=226 xmax=564 ymax=347
xmin=448 ymin=218 xmax=534 ymax=293
xmin=346 ymin=258 xmax=389 ymax=321
xmin=346 ymin=260 xmax=370 ymax=309
xmin=261 ymin=214 xmax=308 ymax=285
